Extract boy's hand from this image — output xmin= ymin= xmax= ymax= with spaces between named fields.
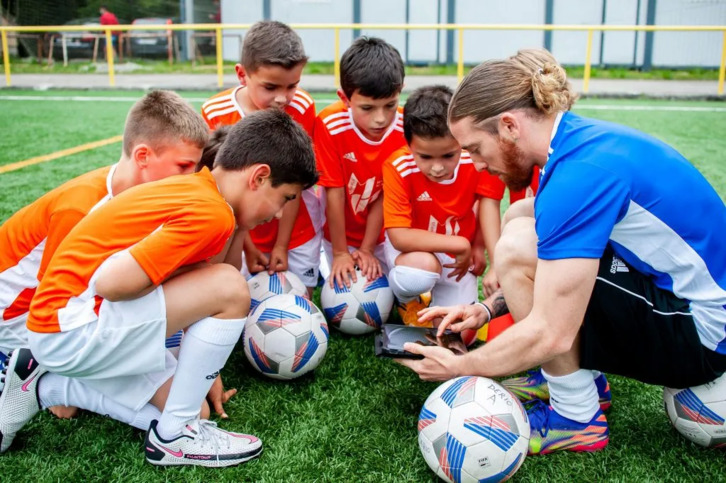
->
xmin=444 ymin=238 xmax=472 ymax=282
xmin=207 ymin=375 xmax=237 ymax=419
xmin=268 ymin=245 xmax=289 ymax=274
xmin=245 ymin=246 xmax=269 ymax=274
xmin=482 ymin=269 xmax=500 ymax=297
xmin=470 ymin=245 xmax=487 ymax=277
xmin=330 ymin=251 xmax=357 ymax=289
xmin=351 ymin=249 xmax=382 ymax=281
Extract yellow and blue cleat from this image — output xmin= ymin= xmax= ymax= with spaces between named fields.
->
xmin=526 ymin=400 xmax=609 ymax=455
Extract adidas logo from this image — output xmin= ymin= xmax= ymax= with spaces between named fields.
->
xmin=610 ymin=256 xmax=629 ymax=274
xmin=344 ymin=152 xmax=358 ymax=163
xmin=303 ymin=268 xmax=316 ymax=277
xmin=416 ymin=191 xmax=433 ymax=202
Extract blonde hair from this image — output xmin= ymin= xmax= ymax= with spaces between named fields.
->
xmin=448 ymin=49 xmax=577 ymax=127
xmin=123 ymin=90 xmax=209 ymax=156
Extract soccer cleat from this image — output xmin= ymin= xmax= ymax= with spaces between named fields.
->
xmin=502 ymin=368 xmax=612 ymax=411
xmin=395 ymin=292 xmax=432 ymax=327
xmin=145 ymin=419 xmax=263 ymax=467
xmin=0 ymin=348 xmax=46 ymax=453
xmin=526 ymin=400 xmax=609 ymax=455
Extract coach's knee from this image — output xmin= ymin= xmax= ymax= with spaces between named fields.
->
xmin=210 ymin=263 xmax=251 ymax=318
xmin=495 ymin=217 xmax=537 ymax=277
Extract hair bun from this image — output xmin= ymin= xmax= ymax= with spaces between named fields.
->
xmin=531 ymin=62 xmax=574 ymax=115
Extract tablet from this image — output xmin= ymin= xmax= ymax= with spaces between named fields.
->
xmin=374 ymin=324 xmax=465 ymax=359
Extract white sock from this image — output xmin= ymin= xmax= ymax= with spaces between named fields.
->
xmin=38 ymin=373 xmax=161 ymax=430
xmin=542 ymin=368 xmax=599 ymax=423
xmin=156 ymin=316 xmax=245 ymax=440
xmin=388 ymin=266 xmax=439 ymax=303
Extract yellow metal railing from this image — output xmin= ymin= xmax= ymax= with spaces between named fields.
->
xmin=1 ymin=23 xmax=725 ymax=94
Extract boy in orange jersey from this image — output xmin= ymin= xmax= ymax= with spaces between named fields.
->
xmin=0 ymin=110 xmax=318 ymax=467
xmin=382 ymin=86 xmax=503 ymax=333
xmin=201 ymin=20 xmax=320 ymax=296
xmin=0 ymin=90 xmax=207 ymax=419
xmin=315 ymin=36 xmax=406 ymax=289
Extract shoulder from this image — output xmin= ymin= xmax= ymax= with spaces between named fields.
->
xmin=387 ymin=149 xmax=417 ymax=180
xmin=317 ymin=101 xmax=350 ymax=134
xmin=202 ymin=88 xmax=236 ymax=115
xmin=287 ymin=88 xmax=315 ymax=116
xmin=53 ymin=166 xmax=112 ymax=213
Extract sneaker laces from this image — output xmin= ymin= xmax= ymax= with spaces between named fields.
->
xmin=196 ymin=420 xmax=232 ymax=455
xmin=526 ymin=400 xmax=552 ymax=438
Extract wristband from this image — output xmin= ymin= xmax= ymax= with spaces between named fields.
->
xmin=475 ymin=302 xmax=493 ymax=323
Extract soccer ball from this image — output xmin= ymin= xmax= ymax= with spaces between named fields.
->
xmin=418 ymin=376 xmax=530 ymax=483
xmin=247 ymin=270 xmax=308 ymax=312
xmin=320 ymin=269 xmax=394 ymax=335
xmin=243 ymin=293 xmax=329 ymax=380
xmin=663 ymin=372 xmax=726 ymax=447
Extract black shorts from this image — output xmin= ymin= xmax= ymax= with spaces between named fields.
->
xmin=579 ymin=246 xmax=726 ymax=388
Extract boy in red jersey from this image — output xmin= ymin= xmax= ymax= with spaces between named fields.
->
xmin=315 ymin=36 xmax=406 ymax=289
xmin=0 ymin=110 xmax=318 ymax=467
xmin=0 ymin=90 xmax=207 ymax=419
xmin=382 ymin=86 xmax=501 ymax=340
xmin=201 ymin=20 xmax=320 ymax=296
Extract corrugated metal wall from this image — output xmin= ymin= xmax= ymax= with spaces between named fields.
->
xmin=220 ymin=0 xmax=726 ymax=68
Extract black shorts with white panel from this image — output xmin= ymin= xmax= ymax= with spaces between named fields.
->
xmin=579 ymin=246 xmax=726 ymax=388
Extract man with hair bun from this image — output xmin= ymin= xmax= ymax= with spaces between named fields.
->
xmin=398 ymin=49 xmax=726 ymax=455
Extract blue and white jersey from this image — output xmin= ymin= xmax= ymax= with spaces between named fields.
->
xmin=535 ymin=112 xmax=726 ymax=354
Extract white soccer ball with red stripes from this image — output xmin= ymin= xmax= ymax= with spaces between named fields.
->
xmin=418 ymin=376 xmax=530 ymax=483
xmin=243 ymin=293 xmax=328 ymax=380
xmin=320 ymin=269 xmax=394 ymax=335
xmin=664 ymin=372 xmax=726 ymax=447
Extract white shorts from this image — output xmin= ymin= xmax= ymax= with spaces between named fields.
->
xmin=28 ymin=285 xmax=175 ymax=411
xmin=0 ymin=312 xmax=30 ymax=356
xmin=320 ymin=238 xmax=389 ymax=279
xmin=383 ymin=237 xmax=478 ymax=307
xmin=241 ymin=232 xmax=323 ymax=287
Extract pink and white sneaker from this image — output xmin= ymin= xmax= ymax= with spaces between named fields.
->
xmin=0 ymin=348 xmax=46 ymax=453
xmin=145 ymin=419 xmax=263 ymax=467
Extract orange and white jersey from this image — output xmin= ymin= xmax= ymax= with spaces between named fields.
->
xmin=201 ymin=86 xmax=317 ymax=251
xmin=383 ymin=147 xmax=499 ymax=243
xmin=0 ymin=165 xmax=115 ymax=323
xmin=27 ymin=168 xmax=235 ymax=334
xmin=314 ymin=100 xmax=405 ymax=248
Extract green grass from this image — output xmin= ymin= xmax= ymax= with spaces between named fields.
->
xmin=1 ymin=92 xmax=726 ymax=481
xmin=6 ymin=56 xmax=723 ymax=80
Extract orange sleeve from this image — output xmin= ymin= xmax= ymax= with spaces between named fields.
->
xmin=476 ymin=170 xmax=506 ymax=200
xmin=313 ymin=115 xmax=344 ymax=188
xmin=202 ymin=109 xmax=216 ymax=131
xmin=129 ymin=203 xmax=233 ymax=285
xmin=300 ymin=100 xmax=316 ymax=138
xmin=37 ymin=208 xmax=87 ymax=281
xmin=382 ymin=158 xmax=413 ymax=229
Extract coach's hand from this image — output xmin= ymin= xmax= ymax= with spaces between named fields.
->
xmin=395 ymin=344 xmax=463 ymax=381
xmin=207 ymin=375 xmax=237 ymax=419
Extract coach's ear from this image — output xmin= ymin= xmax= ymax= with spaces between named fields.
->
xmin=498 ymin=112 xmax=520 ymax=143
xmin=248 ymin=164 xmax=272 ymax=190
xmin=131 ymin=144 xmax=151 ymax=168
xmin=337 ymin=89 xmax=350 ymax=107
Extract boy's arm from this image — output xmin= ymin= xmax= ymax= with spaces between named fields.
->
xmin=95 ymin=251 xmax=155 ymax=301
xmin=243 ymin=232 xmax=269 ymax=274
xmin=268 ymin=197 xmax=300 ymax=274
xmin=352 ymin=196 xmax=384 ymax=280
xmin=470 ymin=221 xmax=487 ymax=277
xmin=220 ymin=228 xmax=246 ymax=270
xmin=326 ymin=186 xmax=356 ymax=288
xmin=479 ymin=197 xmax=502 ymax=296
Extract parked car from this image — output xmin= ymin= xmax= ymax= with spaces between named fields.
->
xmin=52 ymin=17 xmax=101 ymax=60
xmin=127 ymin=17 xmax=177 ymax=58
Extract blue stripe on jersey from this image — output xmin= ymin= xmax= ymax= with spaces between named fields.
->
xmin=536 ymin=112 xmax=726 ymax=352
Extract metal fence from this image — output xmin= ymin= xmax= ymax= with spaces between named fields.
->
xmin=2 ymin=22 xmax=725 ymax=94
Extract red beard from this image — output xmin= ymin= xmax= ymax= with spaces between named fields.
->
xmin=498 ymin=137 xmax=534 ymax=192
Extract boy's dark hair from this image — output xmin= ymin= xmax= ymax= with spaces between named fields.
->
xmin=197 ymin=125 xmax=231 ymax=172
xmin=340 ymin=36 xmax=405 ymax=99
xmin=403 ymin=85 xmax=454 ymax=144
xmin=216 ymin=110 xmax=318 ymax=190
xmin=123 ymin=90 xmax=208 ymax=157
xmin=241 ymin=21 xmax=308 ymax=72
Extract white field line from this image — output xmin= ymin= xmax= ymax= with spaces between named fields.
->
xmin=0 ymin=95 xmax=725 ymax=112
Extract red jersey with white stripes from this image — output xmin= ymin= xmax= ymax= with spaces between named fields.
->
xmin=383 ymin=147 xmax=496 ymax=243
xmin=201 ymin=86 xmax=317 ymax=251
xmin=314 ymin=100 xmax=405 ymax=248
xmin=0 ymin=166 xmax=114 ymax=323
